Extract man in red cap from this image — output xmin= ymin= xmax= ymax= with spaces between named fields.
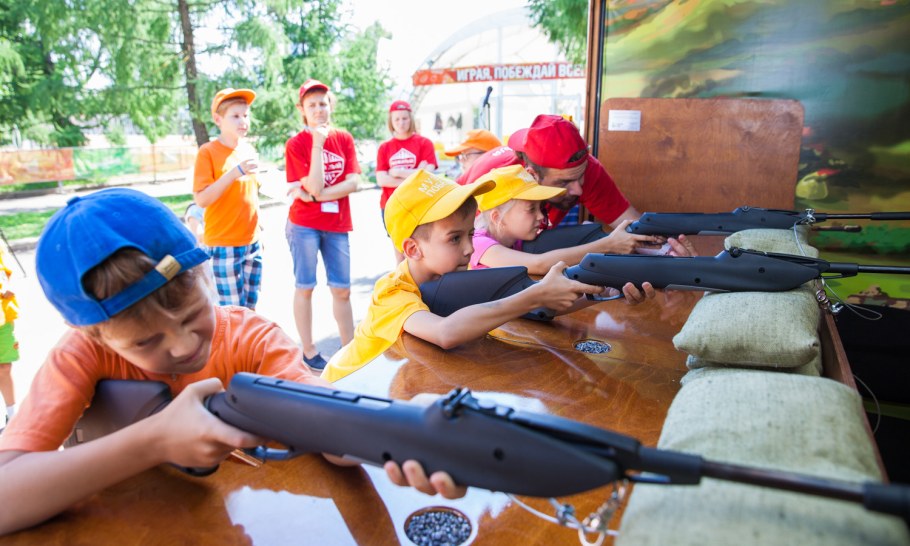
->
xmin=460 ymin=115 xmax=657 ymax=251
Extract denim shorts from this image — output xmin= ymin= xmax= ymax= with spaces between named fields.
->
xmin=285 ymin=221 xmax=351 ymax=289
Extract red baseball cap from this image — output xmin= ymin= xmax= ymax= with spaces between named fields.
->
xmin=299 ymin=79 xmax=329 ymax=100
xmin=389 ymin=100 xmax=411 ymax=112
xmin=459 ymin=145 xmax=521 ymax=185
xmin=510 ymin=115 xmax=588 ymax=169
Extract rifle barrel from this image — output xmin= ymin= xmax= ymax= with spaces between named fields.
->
xmin=816 ymin=212 xmax=910 ymax=221
xmin=853 ymin=264 xmax=910 ymax=275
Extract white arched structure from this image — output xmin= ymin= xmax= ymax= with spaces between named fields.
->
xmin=406 ymin=7 xmax=584 ymax=142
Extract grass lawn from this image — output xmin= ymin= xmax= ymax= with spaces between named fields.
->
xmin=0 ymin=194 xmax=196 ymax=241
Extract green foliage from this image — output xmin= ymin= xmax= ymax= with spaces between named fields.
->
xmin=1 ymin=0 xmax=390 ymax=154
xmin=527 ymin=0 xmax=589 ymax=65
xmin=813 ymin=225 xmax=910 ymax=256
xmin=332 ymin=22 xmax=392 ymax=141
xmin=0 ymin=0 xmax=181 ymax=146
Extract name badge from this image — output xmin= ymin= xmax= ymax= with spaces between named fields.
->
xmin=321 ymin=201 xmax=340 ymax=214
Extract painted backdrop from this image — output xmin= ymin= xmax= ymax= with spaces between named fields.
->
xmin=599 ymin=0 xmax=910 ymax=305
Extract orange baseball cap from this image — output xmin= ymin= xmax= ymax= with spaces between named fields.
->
xmin=444 ymin=129 xmax=502 ymax=157
xmin=474 ymin=165 xmax=566 ymax=211
xmin=299 ymin=79 xmax=329 ymax=100
xmin=211 ymin=88 xmax=256 ymax=116
xmin=384 ymin=170 xmax=494 ymax=251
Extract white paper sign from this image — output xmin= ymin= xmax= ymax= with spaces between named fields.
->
xmin=607 ymin=110 xmax=642 ymax=132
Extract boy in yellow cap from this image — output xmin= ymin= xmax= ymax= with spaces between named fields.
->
xmin=471 ymin=165 xmax=696 ymax=274
xmin=321 ymin=170 xmax=611 ymax=383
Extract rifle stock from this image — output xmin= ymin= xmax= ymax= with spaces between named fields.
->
xmin=420 ymin=266 xmax=554 ymax=321
xmin=522 ymin=224 xmax=606 ymax=254
xmin=66 ymin=373 xmax=910 ymax=520
xmin=626 ymin=206 xmax=910 ymax=236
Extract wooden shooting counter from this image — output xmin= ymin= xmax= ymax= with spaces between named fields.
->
xmin=3 ymin=237 xmax=862 ymax=545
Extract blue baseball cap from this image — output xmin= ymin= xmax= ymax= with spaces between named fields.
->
xmin=36 ymin=188 xmax=210 ymax=326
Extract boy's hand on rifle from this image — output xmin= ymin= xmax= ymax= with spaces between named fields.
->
xmin=602 ymin=219 xmax=665 ymax=254
xmin=605 ymin=281 xmax=656 ymax=305
xmin=536 ymin=262 xmax=606 ymax=311
xmin=147 ymin=378 xmax=264 ymax=469
xmin=384 ymin=460 xmax=467 ymax=499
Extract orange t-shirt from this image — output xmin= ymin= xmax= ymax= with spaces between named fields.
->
xmin=0 ymin=306 xmax=319 ymax=453
xmin=193 ymin=140 xmax=260 ymax=247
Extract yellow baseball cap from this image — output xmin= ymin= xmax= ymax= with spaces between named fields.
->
xmin=211 ymin=88 xmax=256 ymax=117
xmin=385 ymin=170 xmax=494 ymax=251
xmin=474 ymin=165 xmax=566 ymax=211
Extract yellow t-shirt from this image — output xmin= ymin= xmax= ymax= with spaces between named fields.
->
xmin=321 ymin=260 xmax=429 ymax=383
xmin=0 ymin=250 xmax=19 ymax=324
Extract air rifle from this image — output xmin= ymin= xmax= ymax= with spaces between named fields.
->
xmin=68 ymin=372 xmax=910 ymax=520
xmin=420 ymin=265 xmax=555 ymax=321
xmin=626 ymin=206 xmax=910 ymax=236
xmin=521 ymin=223 xmax=606 ymax=254
xmin=565 ymin=247 xmax=910 ymax=297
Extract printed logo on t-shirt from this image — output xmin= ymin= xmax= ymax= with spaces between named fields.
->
xmin=323 ymin=149 xmax=345 ymax=185
xmin=389 ymin=148 xmax=417 ymax=170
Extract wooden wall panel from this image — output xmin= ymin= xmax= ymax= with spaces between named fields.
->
xmin=597 ymin=98 xmax=804 ymax=214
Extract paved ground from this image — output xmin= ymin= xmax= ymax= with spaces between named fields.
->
xmin=2 ymin=172 xmax=394 ymax=405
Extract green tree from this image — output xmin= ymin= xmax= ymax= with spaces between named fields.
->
xmin=0 ymin=0 xmax=181 ymax=147
xmin=0 ymin=0 xmax=390 ymax=152
xmin=527 ymin=0 xmax=589 ymax=65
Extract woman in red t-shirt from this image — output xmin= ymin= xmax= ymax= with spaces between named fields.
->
xmin=375 ymin=100 xmax=438 ymax=263
xmin=284 ymin=79 xmax=361 ymax=371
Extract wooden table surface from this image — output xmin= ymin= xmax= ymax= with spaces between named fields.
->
xmin=4 ymin=289 xmax=706 ymax=545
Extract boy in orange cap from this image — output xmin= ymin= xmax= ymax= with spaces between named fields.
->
xmin=192 ymin=88 xmax=263 ymax=310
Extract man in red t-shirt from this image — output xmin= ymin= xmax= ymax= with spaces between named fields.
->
xmin=461 ymin=115 xmax=650 ymax=238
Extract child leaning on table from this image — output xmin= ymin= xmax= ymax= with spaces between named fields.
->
xmin=321 ymin=170 xmax=654 ymax=383
xmin=471 ymin=165 xmax=697 ymax=274
xmin=0 ymin=188 xmax=462 ymax=537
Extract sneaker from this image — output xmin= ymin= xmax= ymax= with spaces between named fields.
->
xmin=303 ymin=352 xmax=328 ymax=371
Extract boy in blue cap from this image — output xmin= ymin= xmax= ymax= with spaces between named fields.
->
xmin=0 ymin=188 xmax=461 ymax=536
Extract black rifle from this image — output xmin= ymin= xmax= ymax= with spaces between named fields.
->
xmin=420 ymin=266 xmax=554 ymax=321
xmin=67 ymin=373 xmax=910 ymax=520
xmin=522 ymin=224 xmax=606 ymax=254
xmin=419 ymin=248 xmax=910 ymax=312
xmin=565 ymin=248 xmax=910 ymax=297
xmin=626 ymin=206 xmax=910 ymax=236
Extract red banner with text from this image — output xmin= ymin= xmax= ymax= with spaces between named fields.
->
xmin=412 ymin=62 xmax=585 ymax=86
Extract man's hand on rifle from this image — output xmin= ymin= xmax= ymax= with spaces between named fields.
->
xmin=667 ymin=234 xmax=698 ymax=257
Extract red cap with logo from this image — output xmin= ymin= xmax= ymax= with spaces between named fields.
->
xmin=299 ymin=79 xmax=329 ymax=100
xmin=510 ymin=115 xmax=588 ymax=169
xmin=389 ymin=100 xmax=411 ymax=112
